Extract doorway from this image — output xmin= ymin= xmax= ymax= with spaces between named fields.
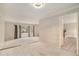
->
xmin=60 ymin=12 xmax=78 ymax=55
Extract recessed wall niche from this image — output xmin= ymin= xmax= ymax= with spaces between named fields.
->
xmin=5 ymin=22 xmax=39 ymax=41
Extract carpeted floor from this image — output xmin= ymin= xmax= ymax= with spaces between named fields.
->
xmin=0 ymin=40 xmax=76 ymax=56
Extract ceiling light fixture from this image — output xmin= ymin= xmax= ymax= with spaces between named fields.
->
xmin=33 ymin=3 xmax=45 ymax=8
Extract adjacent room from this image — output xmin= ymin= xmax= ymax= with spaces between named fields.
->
xmin=0 ymin=3 xmax=79 ymax=56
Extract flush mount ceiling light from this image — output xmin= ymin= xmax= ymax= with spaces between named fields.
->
xmin=33 ymin=3 xmax=45 ymax=8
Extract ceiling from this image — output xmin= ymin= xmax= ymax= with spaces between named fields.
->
xmin=0 ymin=3 xmax=79 ymax=24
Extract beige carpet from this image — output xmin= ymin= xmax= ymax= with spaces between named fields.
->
xmin=62 ymin=37 xmax=76 ymax=54
xmin=0 ymin=41 xmax=76 ymax=56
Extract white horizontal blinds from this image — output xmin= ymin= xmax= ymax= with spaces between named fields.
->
xmin=17 ymin=24 xmax=38 ymax=38
xmin=33 ymin=25 xmax=35 ymax=37
xmin=17 ymin=25 xmax=19 ymax=38
xmin=19 ymin=25 xmax=21 ymax=38
xmin=28 ymin=26 xmax=30 ymax=37
xmin=5 ymin=23 xmax=39 ymax=41
xmin=29 ymin=25 xmax=33 ymax=37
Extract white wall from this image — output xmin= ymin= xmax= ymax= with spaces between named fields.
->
xmin=0 ymin=19 xmax=5 ymax=44
xmin=77 ymin=12 xmax=79 ymax=55
xmin=5 ymin=22 xmax=15 ymax=41
xmin=4 ymin=18 xmax=39 ymax=24
xmin=39 ymin=12 xmax=78 ymax=49
xmin=63 ymin=13 xmax=78 ymax=24
xmin=39 ymin=16 xmax=60 ymax=48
